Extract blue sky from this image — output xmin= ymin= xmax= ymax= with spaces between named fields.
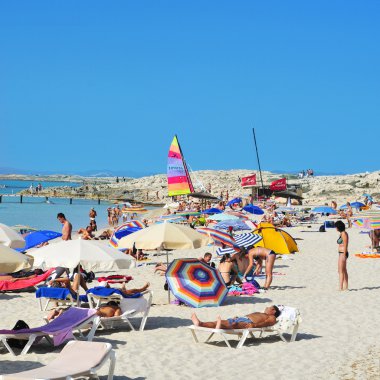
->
xmin=1 ymin=1 xmax=379 ymax=176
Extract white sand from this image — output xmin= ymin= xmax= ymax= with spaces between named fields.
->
xmin=1 ymin=225 xmax=380 ymax=379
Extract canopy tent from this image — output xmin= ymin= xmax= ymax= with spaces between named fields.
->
xmin=253 ymin=222 xmax=298 ymax=254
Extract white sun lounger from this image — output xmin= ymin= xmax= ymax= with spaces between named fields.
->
xmin=0 ymin=341 xmax=116 ymax=380
xmin=188 ymin=306 xmax=302 ymax=349
xmin=87 ymin=290 xmax=153 ymax=331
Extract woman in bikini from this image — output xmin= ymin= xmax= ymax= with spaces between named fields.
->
xmin=218 ymin=254 xmax=241 ymax=286
xmin=335 ymin=220 xmax=349 ymax=290
xmin=240 ymin=247 xmax=277 ymax=290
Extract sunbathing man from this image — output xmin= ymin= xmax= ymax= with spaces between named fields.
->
xmin=191 ymin=305 xmax=281 ymax=329
xmin=50 ymin=271 xmax=88 ymax=294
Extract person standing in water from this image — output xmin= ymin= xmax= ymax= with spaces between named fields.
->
xmin=335 ymin=221 xmax=349 ymax=291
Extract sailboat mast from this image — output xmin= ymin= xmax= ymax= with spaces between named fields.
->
xmin=175 ymin=134 xmax=194 ymax=193
xmin=252 ymin=127 xmax=264 ymax=191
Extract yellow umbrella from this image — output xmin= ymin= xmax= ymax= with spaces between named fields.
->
xmin=0 ymin=245 xmax=33 ymax=273
xmin=117 ymin=222 xmax=209 ymax=250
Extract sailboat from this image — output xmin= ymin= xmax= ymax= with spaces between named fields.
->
xmin=167 ymin=135 xmax=195 ymax=197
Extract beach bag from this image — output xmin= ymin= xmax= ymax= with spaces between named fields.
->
xmin=7 ymin=320 xmax=30 ymax=349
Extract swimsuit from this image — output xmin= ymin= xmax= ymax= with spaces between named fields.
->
xmin=227 ymin=316 xmax=252 ymax=326
xmin=337 ymin=235 xmax=349 ymax=258
xmin=268 ymin=250 xmax=276 ymax=256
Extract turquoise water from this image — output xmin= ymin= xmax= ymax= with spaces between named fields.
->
xmin=0 ymin=180 xmax=110 ymax=230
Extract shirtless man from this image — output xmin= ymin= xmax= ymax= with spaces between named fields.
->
xmin=242 ymin=247 xmax=277 ymax=289
xmin=191 ymin=305 xmax=281 ymax=329
xmin=57 ymin=213 xmax=72 ymax=240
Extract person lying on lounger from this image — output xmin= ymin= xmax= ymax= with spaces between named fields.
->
xmin=98 ymin=281 xmax=150 ymax=296
xmin=191 ymin=305 xmax=281 ymax=330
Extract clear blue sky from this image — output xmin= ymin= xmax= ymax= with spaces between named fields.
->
xmin=1 ymin=1 xmax=379 ymax=175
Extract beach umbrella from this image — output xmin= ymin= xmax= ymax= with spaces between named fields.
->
xmin=312 ymin=207 xmax=337 ymax=215
xmin=175 ymin=211 xmax=202 ymax=217
xmin=196 ymin=227 xmax=238 ymax=248
xmin=0 ymin=223 xmax=25 ymax=249
xmin=116 ymin=222 xmax=208 ymax=251
xmin=154 ymin=216 xmax=187 ymax=224
xmin=352 ymin=212 xmax=380 ymax=230
xmin=11 ymin=225 xmax=38 ymax=235
xmin=340 ymin=202 xmax=365 ymax=210
xmin=243 ymin=204 xmax=265 ymax=215
xmin=16 ymin=230 xmax=62 ymax=251
xmin=0 ymin=245 xmax=34 ymax=273
xmin=165 ymin=258 xmax=228 ymax=308
xmin=30 ymin=240 xmax=136 ymax=271
xmin=202 ymin=208 xmax=222 ymax=214
xmin=214 ymin=220 xmax=251 ymax=231
xmin=109 ymin=221 xmax=145 ymax=248
xmin=227 ymin=198 xmax=242 ymax=207
xmin=216 ymin=233 xmax=263 ymax=255
xmin=225 ymin=211 xmax=250 ymax=220
xmin=275 ymin=206 xmax=297 ymax=214
xmin=207 ymin=213 xmax=239 ymax=221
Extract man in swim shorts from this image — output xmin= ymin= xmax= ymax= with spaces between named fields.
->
xmin=191 ymin=305 xmax=281 ymax=329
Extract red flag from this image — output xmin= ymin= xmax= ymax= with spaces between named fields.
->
xmin=241 ymin=174 xmax=256 ymax=187
xmin=270 ymin=178 xmax=287 ymax=191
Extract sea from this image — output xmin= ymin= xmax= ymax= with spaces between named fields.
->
xmin=0 ymin=179 xmax=114 ymax=230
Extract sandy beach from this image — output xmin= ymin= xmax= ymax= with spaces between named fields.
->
xmin=1 ymin=222 xmax=379 ymax=379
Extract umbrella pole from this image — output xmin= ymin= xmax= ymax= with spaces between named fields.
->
xmin=76 ymin=262 xmax=81 ymax=307
xmin=166 ymin=250 xmax=171 ymax=304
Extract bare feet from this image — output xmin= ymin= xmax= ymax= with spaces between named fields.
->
xmin=215 ymin=316 xmax=222 ymax=329
xmin=142 ymin=282 xmax=150 ymax=291
xmin=191 ymin=313 xmax=201 ymax=326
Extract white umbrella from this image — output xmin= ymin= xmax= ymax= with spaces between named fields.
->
xmin=0 ymin=223 xmax=25 ymax=249
xmin=30 ymin=239 xmax=135 ymax=271
xmin=0 ymin=245 xmax=33 ymax=273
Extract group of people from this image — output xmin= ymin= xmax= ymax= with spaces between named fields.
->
xmin=298 ymin=169 xmax=314 ymax=179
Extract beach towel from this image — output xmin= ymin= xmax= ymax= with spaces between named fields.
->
xmin=87 ymin=287 xmax=141 ymax=299
xmin=0 ymin=269 xmax=54 ymax=292
xmin=0 ymin=307 xmax=97 ymax=346
xmin=97 ymin=275 xmax=133 ymax=284
xmin=228 ymin=282 xmax=259 ymax=296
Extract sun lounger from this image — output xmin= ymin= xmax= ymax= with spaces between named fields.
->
xmin=35 ymin=288 xmax=88 ymax=311
xmin=87 ymin=287 xmax=153 ymax=331
xmin=0 ymin=269 xmax=54 ymax=292
xmin=0 ymin=307 xmax=100 ymax=356
xmin=188 ymin=306 xmax=301 ymax=349
xmin=0 ymin=340 xmax=116 ymax=380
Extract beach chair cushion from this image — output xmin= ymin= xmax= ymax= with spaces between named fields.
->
xmin=87 ymin=286 xmax=141 ymax=298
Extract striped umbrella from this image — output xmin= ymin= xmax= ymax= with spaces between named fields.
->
xmin=196 ymin=227 xmax=238 ymax=248
xmin=214 ymin=220 xmax=251 ymax=231
xmin=216 ymin=233 xmax=263 ymax=256
xmin=352 ymin=212 xmax=380 ymax=230
xmin=109 ymin=221 xmax=145 ymax=248
xmin=165 ymin=258 xmax=228 ymax=308
xmin=224 ymin=211 xmax=250 ymax=220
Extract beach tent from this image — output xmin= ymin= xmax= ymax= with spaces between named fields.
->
xmin=253 ymin=222 xmax=298 ymax=254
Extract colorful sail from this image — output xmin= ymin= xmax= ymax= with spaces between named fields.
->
xmin=167 ymin=135 xmax=194 ymax=196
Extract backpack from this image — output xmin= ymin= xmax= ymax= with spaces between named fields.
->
xmin=7 ymin=320 xmax=30 ymax=349
xmin=319 ymin=225 xmax=326 ymax=232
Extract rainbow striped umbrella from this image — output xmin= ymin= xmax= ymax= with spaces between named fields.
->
xmin=165 ymin=258 xmax=228 ymax=308
xmin=196 ymin=227 xmax=238 ymax=248
xmin=109 ymin=221 xmax=145 ymax=248
xmin=352 ymin=212 xmax=380 ymax=230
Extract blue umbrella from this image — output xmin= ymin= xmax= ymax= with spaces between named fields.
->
xmin=242 ymin=204 xmax=264 ymax=215
xmin=114 ymin=226 xmax=141 ymax=239
xmin=340 ymin=202 xmax=365 ymax=210
xmin=312 ymin=207 xmax=337 ymax=215
xmin=227 ymin=198 xmax=242 ymax=207
xmin=202 ymin=208 xmax=222 ymax=214
xmin=214 ymin=220 xmax=251 ymax=231
xmin=17 ymin=230 xmax=62 ymax=251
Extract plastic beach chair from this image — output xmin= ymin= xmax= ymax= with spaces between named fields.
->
xmin=188 ymin=306 xmax=302 ymax=349
xmin=35 ymin=287 xmax=87 ymax=311
xmin=0 ymin=307 xmax=100 ymax=356
xmin=0 ymin=269 xmax=54 ymax=292
xmin=0 ymin=340 xmax=116 ymax=380
xmin=87 ymin=287 xmax=153 ymax=331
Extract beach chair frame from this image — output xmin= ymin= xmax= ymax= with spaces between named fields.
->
xmin=0 ymin=312 xmax=100 ymax=356
xmin=87 ymin=290 xmax=153 ymax=331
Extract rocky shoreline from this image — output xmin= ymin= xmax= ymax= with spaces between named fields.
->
xmin=3 ymin=169 xmax=380 ymax=205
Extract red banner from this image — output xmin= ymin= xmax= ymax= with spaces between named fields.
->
xmin=270 ymin=178 xmax=287 ymax=191
xmin=241 ymin=174 xmax=257 ymax=187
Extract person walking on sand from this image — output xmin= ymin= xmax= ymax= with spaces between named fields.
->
xmin=57 ymin=213 xmax=72 ymax=240
xmin=335 ymin=221 xmax=349 ymax=291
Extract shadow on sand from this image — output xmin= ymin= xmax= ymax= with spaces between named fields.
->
xmin=223 ymin=296 xmax=272 ymax=306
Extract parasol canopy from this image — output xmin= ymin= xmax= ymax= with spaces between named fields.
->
xmin=165 ymin=258 xmax=228 ymax=308
xmin=216 ymin=233 xmax=263 ymax=255
xmin=0 ymin=223 xmax=25 ymax=249
xmin=0 ymin=245 xmax=33 ymax=273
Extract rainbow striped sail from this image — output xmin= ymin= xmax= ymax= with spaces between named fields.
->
xmin=167 ymin=135 xmax=194 ymax=196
